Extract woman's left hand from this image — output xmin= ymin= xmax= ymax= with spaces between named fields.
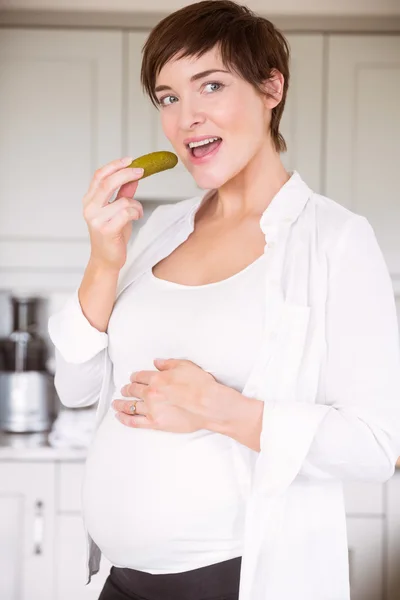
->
xmin=112 ymin=358 xmax=218 ymax=433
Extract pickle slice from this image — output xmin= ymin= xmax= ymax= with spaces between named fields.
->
xmin=128 ymin=151 xmax=178 ymax=179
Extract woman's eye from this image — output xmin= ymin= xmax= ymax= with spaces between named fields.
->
xmin=157 ymin=95 xmax=177 ymax=107
xmin=158 ymin=81 xmax=224 ymax=107
xmin=204 ymin=82 xmax=223 ymax=93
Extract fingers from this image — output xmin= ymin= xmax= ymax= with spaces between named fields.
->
xmin=100 ymin=200 xmax=143 ymax=235
xmin=115 ymin=178 xmax=140 ymax=202
xmin=89 ymin=198 xmax=143 ymax=233
xmin=112 ymin=399 xmax=147 ymax=416
xmin=86 ymin=156 xmax=133 ymax=197
xmin=83 ymin=167 xmax=144 ymax=209
xmin=89 ymin=197 xmax=143 ymax=230
xmin=115 ymin=412 xmax=150 ymax=428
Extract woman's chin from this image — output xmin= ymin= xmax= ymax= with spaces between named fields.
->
xmin=191 ymin=172 xmax=227 ymax=191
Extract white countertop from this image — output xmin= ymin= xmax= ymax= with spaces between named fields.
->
xmin=0 ymin=444 xmax=87 ymax=461
xmin=0 ymin=409 xmax=95 ymax=460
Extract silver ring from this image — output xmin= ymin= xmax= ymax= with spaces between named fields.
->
xmin=129 ymin=401 xmax=137 ymax=415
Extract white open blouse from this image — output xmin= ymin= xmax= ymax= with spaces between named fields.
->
xmin=49 ymin=171 xmax=400 ymax=600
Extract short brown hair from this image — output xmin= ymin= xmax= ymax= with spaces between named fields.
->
xmin=140 ymin=0 xmax=290 ymax=153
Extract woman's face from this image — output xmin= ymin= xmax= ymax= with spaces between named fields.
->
xmin=154 ymin=45 xmax=275 ymax=191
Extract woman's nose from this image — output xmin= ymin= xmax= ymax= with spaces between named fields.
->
xmin=177 ymin=101 xmax=206 ymax=131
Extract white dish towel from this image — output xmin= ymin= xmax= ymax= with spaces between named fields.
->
xmin=48 ymin=407 xmax=97 ymax=449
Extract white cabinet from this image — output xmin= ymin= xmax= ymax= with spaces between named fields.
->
xmin=343 ymin=481 xmax=384 ymax=516
xmin=279 ymin=34 xmax=324 ymax=192
xmin=0 ymin=461 xmax=56 ymax=600
xmin=55 ymin=514 xmax=111 ymax=600
xmin=127 ymin=32 xmax=325 ymax=200
xmin=54 ymin=462 xmax=112 ymax=599
xmin=54 ymin=462 xmax=112 ymax=598
xmin=347 ymin=517 xmax=384 ymax=600
xmin=0 ymin=29 xmax=123 ymax=289
xmin=0 ymin=458 xmax=111 ymax=600
xmin=343 ymin=481 xmax=385 ymax=600
xmin=325 ymin=35 xmax=400 ymax=288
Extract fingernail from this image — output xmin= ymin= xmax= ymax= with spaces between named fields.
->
xmin=122 ymin=156 xmax=133 ymax=165
xmin=131 ymin=168 xmax=144 ymax=175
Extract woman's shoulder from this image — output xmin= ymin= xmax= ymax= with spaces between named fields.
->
xmin=306 ymin=188 xmax=371 ymax=257
xmin=311 ymin=189 xmax=364 ymax=228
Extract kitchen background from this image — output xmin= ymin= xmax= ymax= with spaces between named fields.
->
xmin=0 ymin=0 xmax=399 ymax=599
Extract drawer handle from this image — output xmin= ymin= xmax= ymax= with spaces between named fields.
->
xmin=33 ymin=500 xmax=44 ymax=555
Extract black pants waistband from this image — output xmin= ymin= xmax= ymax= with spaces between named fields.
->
xmin=98 ymin=556 xmax=242 ymax=600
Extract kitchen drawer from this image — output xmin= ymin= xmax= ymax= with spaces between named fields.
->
xmin=55 ymin=514 xmax=112 ymax=599
xmin=57 ymin=462 xmax=86 ymax=513
xmin=343 ymin=481 xmax=384 ymax=516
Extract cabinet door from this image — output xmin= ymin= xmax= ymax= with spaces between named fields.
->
xmin=55 ymin=462 xmax=112 ymax=599
xmin=127 ymin=32 xmax=324 ymax=201
xmin=0 ymin=461 xmax=55 ymax=600
xmin=325 ymin=35 xmax=400 ymax=288
xmin=0 ymin=28 xmax=123 ymax=285
xmin=343 ymin=481 xmax=384 ymax=516
xmin=280 ymin=34 xmax=324 ymax=192
xmin=55 ymin=514 xmax=112 ymax=600
xmin=346 ymin=517 xmax=383 ymax=600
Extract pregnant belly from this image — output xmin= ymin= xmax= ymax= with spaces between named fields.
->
xmin=82 ymin=407 xmax=249 ymax=570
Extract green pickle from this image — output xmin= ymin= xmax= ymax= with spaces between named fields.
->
xmin=128 ymin=151 xmax=178 ymax=179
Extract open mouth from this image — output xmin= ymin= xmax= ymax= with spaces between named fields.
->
xmin=187 ymin=137 xmax=222 ymax=159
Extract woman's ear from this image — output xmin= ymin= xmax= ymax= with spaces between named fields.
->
xmin=261 ymin=68 xmax=284 ymax=109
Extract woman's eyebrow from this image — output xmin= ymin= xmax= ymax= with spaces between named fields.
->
xmin=155 ymin=69 xmax=230 ymax=93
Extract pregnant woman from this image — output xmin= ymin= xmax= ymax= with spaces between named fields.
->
xmin=48 ymin=2 xmax=400 ymax=599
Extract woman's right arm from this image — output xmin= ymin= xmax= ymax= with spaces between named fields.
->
xmin=48 ymin=156 xmax=145 ymax=408
xmin=78 ymin=258 xmax=120 ymax=334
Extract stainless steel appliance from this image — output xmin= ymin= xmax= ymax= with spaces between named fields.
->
xmin=0 ymin=293 xmax=56 ymax=435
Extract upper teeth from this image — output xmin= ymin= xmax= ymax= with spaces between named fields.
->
xmin=188 ymin=137 xmax=220 ymax=148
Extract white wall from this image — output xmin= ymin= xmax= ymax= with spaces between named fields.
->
xmin=1 ymin=0 xmax=399 ymax=16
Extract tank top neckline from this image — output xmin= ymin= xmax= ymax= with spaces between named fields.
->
xmin=148 ymin=252 xmax=265 ymax=290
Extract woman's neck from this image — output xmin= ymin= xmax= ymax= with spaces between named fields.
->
xmin=206 ymin=150 xmax=290 ymax=222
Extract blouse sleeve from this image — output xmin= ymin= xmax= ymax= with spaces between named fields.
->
xmin=258 ymin=215 xmax=400 ymax=489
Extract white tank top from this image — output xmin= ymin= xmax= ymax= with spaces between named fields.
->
xmin=82 ymin=253 xmax=266 ymax=574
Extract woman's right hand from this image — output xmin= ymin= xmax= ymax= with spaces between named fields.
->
xmin=82 ymin=156 xmax=145 ymax=272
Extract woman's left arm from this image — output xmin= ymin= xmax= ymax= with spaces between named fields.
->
xmin=299 ymin=215 xmax=400 ymax=481
xmin=216 ymin=215 xmax=400 ymax=483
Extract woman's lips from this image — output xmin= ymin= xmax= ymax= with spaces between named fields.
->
xmin=187 ymin=139 xmax=223 ymax=164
